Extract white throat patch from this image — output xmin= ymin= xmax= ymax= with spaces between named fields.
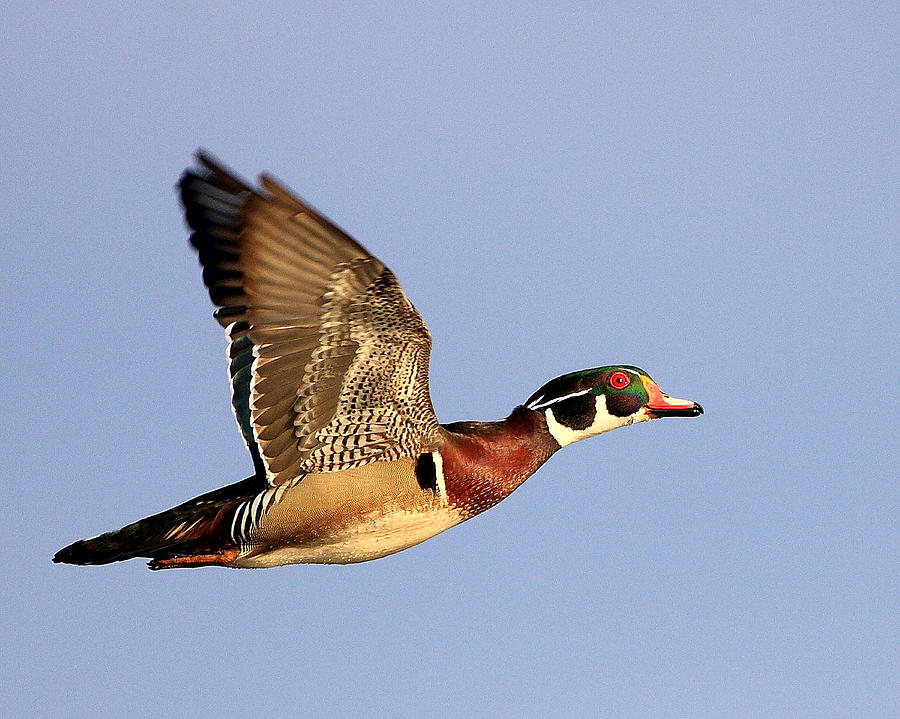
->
xmin=544 ymin=394 xmax=638 ymax=447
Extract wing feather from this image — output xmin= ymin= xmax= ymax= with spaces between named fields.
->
xmin=180 ymin=152 xmax=441 ymax=486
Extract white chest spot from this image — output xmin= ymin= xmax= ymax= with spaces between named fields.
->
xmin=432 ymin=450 xmax=447 ymax=501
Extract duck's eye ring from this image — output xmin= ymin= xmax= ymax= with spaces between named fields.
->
xmin=609 ymin=371 xmax=631 ymax=389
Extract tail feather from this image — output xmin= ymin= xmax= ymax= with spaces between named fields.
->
xmin=53 ymin=476 xmax=261 ymax=568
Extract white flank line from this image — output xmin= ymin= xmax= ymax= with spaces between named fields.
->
xmin=230 ymin=504 xmax=244 ymax=544
xmin=250 ymin=491 xmax=266 ymax=524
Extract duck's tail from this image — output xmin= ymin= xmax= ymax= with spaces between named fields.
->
xmin=53 ymin=477 xmax=260 ymax=570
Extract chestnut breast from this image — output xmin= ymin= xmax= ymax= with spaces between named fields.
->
xmin=439 ymin=406 xmax=559 ymax=517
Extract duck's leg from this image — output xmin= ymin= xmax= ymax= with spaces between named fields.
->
xmin=147 ymin=548 xmax=241 ymax=570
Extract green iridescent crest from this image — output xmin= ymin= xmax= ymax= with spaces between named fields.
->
xmin=524 ymin=366 xmax=651 ymax=410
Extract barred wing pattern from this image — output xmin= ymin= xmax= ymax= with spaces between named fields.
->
xmin=180 ymin=153 xmax=441 ymax=486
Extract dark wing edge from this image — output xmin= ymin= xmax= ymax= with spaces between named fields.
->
xmin=179 ymin=153 xmax=266 ymax=475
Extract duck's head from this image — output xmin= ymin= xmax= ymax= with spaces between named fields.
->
xmin=524 ymin=366 xmax=703 ymax=447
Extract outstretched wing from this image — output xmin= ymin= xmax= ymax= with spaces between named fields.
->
xmin=179 ymin=152 xmax=441 ymax=486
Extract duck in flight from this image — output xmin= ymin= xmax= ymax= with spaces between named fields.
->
xmin=54 ymin=153 xmax=703 ymax=570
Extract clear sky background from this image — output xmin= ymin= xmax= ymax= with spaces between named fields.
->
xmin=2 ymin=3 xmax=896 ymax=717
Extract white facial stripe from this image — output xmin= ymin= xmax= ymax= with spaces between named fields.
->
xmin=527 ymin=388 xmax=593 ymax=411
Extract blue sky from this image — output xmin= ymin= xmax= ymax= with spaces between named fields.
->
xmin=3 ymin=3 xmax=897 ymax=717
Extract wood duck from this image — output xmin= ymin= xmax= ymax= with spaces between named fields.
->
xmin=54 ymin=153 xmax=703 ymax=570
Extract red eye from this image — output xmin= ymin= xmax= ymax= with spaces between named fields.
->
xmin=609 ymin=371 xmax=631 ymax=389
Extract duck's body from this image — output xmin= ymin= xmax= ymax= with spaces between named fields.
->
xmin=54 ymin=153 xmax=702 ymax=570
xmin=230 ymin=457 xmax=459 ymax=567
